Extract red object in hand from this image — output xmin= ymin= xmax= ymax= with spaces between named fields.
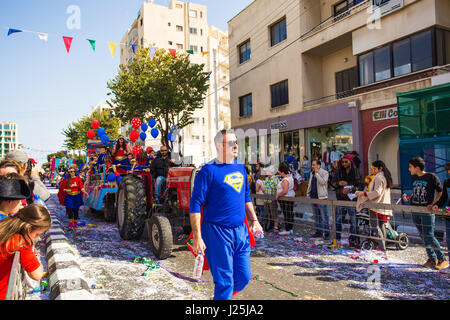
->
xmin=115 ymin=172 xmax=120 ymax=177
xmin=131 ymin=117 xmax=141 ymax=129
xmin=129 ymin=130 xmax=139 ymax=142
xmin=374 ymin=260 xmax=379 ymax=264
xmin=92 ymin=120 xmax=100 ymax=129
xmin=87 ymin=129 xmax=95 ymax=139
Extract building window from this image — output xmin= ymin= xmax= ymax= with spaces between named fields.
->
xmin=189 ymin=10 xmax=197 ymax=18
xmin=140 ymin=19 xmax=143 ymax=27
xmin=200 ymin=29 xmax=203 ymax=36
xmin=190 ymin=45 xmax=198 ymax=53
xmin=333 ymin=0 xmax=364 ymax=17
xmin=393 ymin=38 xmax=411 ymax=76
xmin=176 ymin=4 xmax=182 ymax=9
xmin=202 ymin=136 xmax=206 ymax=143
xmin=411 ymin=30 xmax=433 ymax=72
xmin=202 ymin=118 xmax=205 ymax=125
xmin=239 ymin=94 xmax=252 ymax=117
xmin=359 ymin=52 xmax=374 ymax=86
xmin=190 ymin=27 xmax=197 ymax=35
xmin=176 ymin=25 xmax=183 ymax=32
xmin=374 ymin=45 xmax=391 ymax=82
xmin=271 ymin=80 xmax=289 ymax=108
xmin=168 ymin=22 xmax=171 ymax=27
xmin=335 ymin=67 xmax=358 ymax=99
xmin=436 ymin=28 xmax=450 ymax=65
xmin=200 ymin=11 xmax=203 ymax=18
xmin=177 ymin=43 xmax=183 ymax=50
xmin=270 ymin=18 xmax=287 ymax=47
xmin=239 ymin=40 xmax=251 ymax=64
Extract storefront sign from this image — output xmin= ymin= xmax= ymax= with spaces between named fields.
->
xmin=372 ymin=0 xmax=403 ymax=17
xmin=270 ymin=120 xmax=288 ymax=130
xmin=372 ymin=107 xmax=398 ymax=121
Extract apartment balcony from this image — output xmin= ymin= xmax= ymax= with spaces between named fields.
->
xmin=301 ymin=0 xmax=370 ymax=54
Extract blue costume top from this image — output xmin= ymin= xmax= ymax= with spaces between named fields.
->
xmin=190 ymin=159 xmax=252 ymax=228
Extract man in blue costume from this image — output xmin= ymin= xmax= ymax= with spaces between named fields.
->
xmin=190 ymin=129 xmax=264 ymax=300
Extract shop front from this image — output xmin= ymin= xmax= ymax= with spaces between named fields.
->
xmin=361 ymin=105 xmax=400 ymax=186
xmin=233 ymin=100 xmax=363 ymax=168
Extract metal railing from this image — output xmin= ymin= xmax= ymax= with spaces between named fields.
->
xmin=251 ymin=193 xmax=449 ymax=254
xmin=5 ymin=252 xmax=27 ymax=300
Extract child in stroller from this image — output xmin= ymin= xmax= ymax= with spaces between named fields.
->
xmin=355 ymin=209 xmax=409 ymax=251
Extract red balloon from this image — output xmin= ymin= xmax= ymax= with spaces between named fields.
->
xmin=129 ymin=130 xmax=139 ymax=142
xmin=87 ymin=129 xmax=95 ymax=139
xmin=131 ymin=117 xmax=141 ymax=129
xmin=132 ymin=145 xmax=143 ymax=157
xmin=92 ymin=120 xmax=100 ymax=130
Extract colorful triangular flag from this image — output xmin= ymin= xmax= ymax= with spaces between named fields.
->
xmin=63 ymin=36 xmax=73 ymax=53
xmin=186 ymin=50 xmax=194 ymax=55
xmin=149 ymin=47 xmax=157 ymax=60
xmin=37 ymin=33 xmax=48 ymax=42
xmin=168 ymin=49 xmax=177 ymax=58
xmin=108 ymin=42 xmax=117 ymax=57
xmin=130 ymin=43 xmax=137 ymax=54
xmin=7 ymin=28 xmax=22 ymax=36
xmin=202 ymin=51 xmax=210 ymax=57
xmin=87 ymin=39 xmax=96 ymax=52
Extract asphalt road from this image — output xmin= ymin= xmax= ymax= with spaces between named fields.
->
xmin=29 ymin=187 xmax=449 ymax=300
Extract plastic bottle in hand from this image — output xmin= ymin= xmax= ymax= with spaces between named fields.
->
xmin=193 ymin=252 xmax=204 ymax=279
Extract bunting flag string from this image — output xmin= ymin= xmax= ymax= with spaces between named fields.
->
xmin=2 ymin=26 xmax=206 ymax=59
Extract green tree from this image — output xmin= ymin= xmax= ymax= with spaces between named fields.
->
xmin=46 ymin=151 xmax=66 ymax=163
xmin=62 ymin=109 xmax=121 ymax=150
xmin=107 ymin=48 xmax=210 ymax=148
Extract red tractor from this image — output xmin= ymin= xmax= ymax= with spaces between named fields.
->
xmin=115 ymin=166 xmax=199 ymax=260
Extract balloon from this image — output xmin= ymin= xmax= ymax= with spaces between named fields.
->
xmin=100 ymin=134 xmax=110 ymax=145
xmin=132 ymin=145 xmax=143 ymax=157
xmin=92 ymin=120 xmax=100 ymax=130
xmin=148 ymin=119 xmax=156 ymax=128
xmin=116 ymin=176 xmax=122 ymax=185
xmin=151 ymin=128 xmax=159 ymax=139
xmin=141 ymin=123 xmax=148 ymax=132
xmin=97 ymin=128 xmax=106 ymax=137
xmin=129 ymin=130 xmax=139 ymax=142
xmin=87 ymin=130 xmax=95 ymax=139
xmin=107 ymin=173 xmax=116 ymax=182
xmin=168 ymin=132 xmax=176 ymax=143
xmin=140 ymin=132 xmax=147 ymax=142
xmin=114 ymin=172 xmax=120 ymax=177
xmin=131 ymin=117 xmax=142 ymax=129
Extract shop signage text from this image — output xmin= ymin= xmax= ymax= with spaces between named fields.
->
xmin=270 ymin=120 xmax=288 ymax=130
xmin=372 ymin=107 xmax=398 ymax=121
xmin=372 ymin=0 xmax=403 ymax=17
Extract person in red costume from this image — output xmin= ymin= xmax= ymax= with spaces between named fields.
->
xmin=58 ymin=165 xmax=87 ymax=229
xmin=112 ymin=136 xmax=132 ymax=173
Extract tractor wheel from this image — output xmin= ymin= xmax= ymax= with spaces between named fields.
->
xmin=117 ymin=175 xmax=147 ymax=240
xmin=149 ymin=214 xmax=173 ymax=260
xmin=104 ymin=193 xmax=116 ymax=223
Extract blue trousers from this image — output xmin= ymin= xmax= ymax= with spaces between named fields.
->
xmin=154 ymin=176 xmax=166 ymax=203
xmin=412 ymin=213 xmax=446 ymax=261
xmin=202 ymin=221 xmax=251 ymax=300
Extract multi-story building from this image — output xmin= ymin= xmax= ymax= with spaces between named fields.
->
xmin=229 ymin=0 xmax=450 ymax=186
xmin=0 ymin=122 xmax=19 ymax=160
xmin=120 ymin=0 xmax=231 ymax=167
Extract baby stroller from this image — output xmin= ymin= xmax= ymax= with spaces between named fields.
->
xmin=355 ymin=209 xmax=409 ymax=250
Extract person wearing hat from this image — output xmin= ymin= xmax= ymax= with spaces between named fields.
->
xmin=0 ymin=173 xmax=32 ymax=220
xmin=330 ymin=154 xmax=365 ymax=248
xmin=5 ymin=150 xmax=50 ymax=203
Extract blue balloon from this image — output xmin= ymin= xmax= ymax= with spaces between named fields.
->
xmin=168 ymin=132 xmax=176 ymax=142
xmin=107 ymin=173 xmax=116 ymax=182
xmin=116 ymin=176 xmax=122 ymax=185
xmin=151 ymin=128 xmax=159 ymax=139
xmin=140 ymin=132 xmax=147 ymax=141
xmin=97 ymin=128 xmax=106 ymax=137
xmin=100 ymin=134 xmax=110 ymax=145
xmin=141 ymin=123 xmax=148 ymax=132
xmin=148 ymin=119 xmax=156 ymax=128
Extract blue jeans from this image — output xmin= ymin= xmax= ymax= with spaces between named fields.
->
xmin=303 ymin=172 xmax=311 ymax=182
xmin=445 ymin=218 xmax=450 ymax=260
xmin=312 ymin=204 xmax=329 ymax=236
xmin=412 ymin=213 xmax=447 ymax=261
xmin=154 ymin=176 xmax=166 ymax=204
xmin=335 ymin=206 xmax=357 ymax=241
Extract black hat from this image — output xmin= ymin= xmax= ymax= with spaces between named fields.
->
xmin=0 ymin=179 xmax=32 ymax=200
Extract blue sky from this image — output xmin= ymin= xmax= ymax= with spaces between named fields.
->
xmin=0 ymin=0 xmax=252 ymax=164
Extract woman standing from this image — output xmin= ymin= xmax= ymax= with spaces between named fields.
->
xmin=276 ymin=163 xmax=296 ymax=236
xmin=59 ymin=165 xmax=88 ymax=229
xmin=301 ymin=156 xmax=311 ymax=182
xmin=356 ymin=160 xmax=393 ymax=254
